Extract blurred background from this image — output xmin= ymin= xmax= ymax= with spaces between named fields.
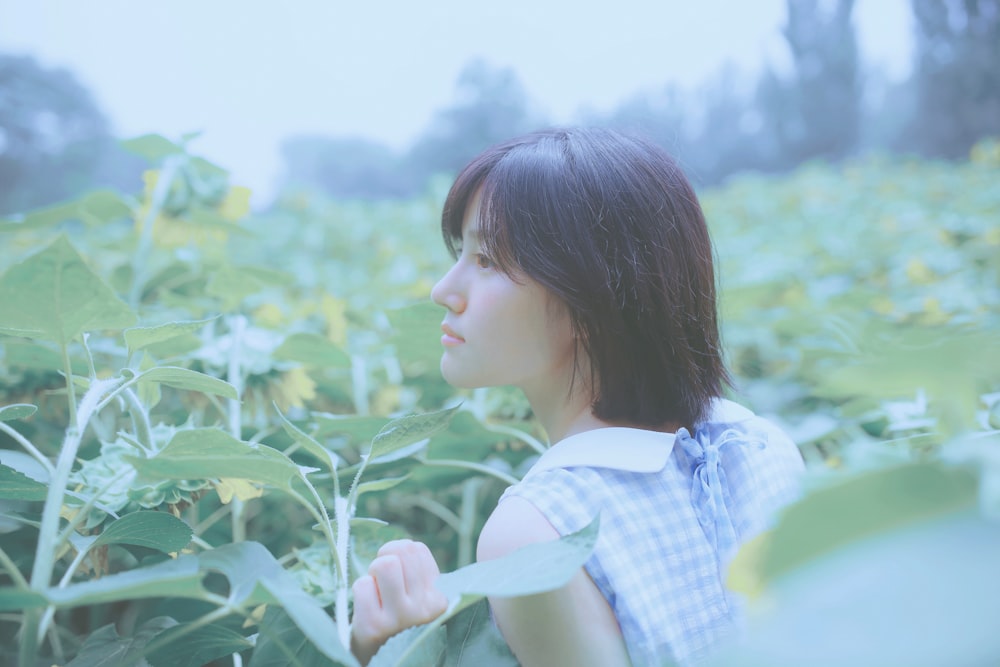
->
xmin=1 ymin=0 xmax=998 ymax=213
xmin=1 ymin=2 xmax=999 ymax=664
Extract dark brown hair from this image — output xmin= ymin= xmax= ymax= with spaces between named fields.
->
xmin=441 ymin=127 xmax=731 ymax=430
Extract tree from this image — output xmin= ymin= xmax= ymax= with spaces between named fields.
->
xmin=406 ymin=60 xmax=545 ymax=178
xmin=908 ymin=0 xmax=1000 ymax=157
xmin=763 ymin=0 xmax=861 ymax=164
xmin=0 ymin=54 xmax=136 ymax=215
xmin=278 ymin=135 xmax=412 ymax=199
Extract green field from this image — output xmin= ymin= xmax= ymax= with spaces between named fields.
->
xmin=1 ymin=135 xmax=998 ymax=666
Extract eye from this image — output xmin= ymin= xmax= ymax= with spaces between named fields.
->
xmin=475 ymin=253 xmax=495 ymax=270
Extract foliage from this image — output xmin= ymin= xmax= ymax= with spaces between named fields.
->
xmin=0 ymin=134 xmax=998 ymax=665
xmin=908 ymin=0 xmax=1000 ymax=158
xmin=0 ymin=53 xmax=144 ymax=216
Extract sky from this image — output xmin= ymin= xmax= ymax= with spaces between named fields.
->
xmin=0 ymin=1 xmax=913 ymax=205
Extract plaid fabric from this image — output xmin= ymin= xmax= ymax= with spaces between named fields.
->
xmin=499 ymin=399 xmax=805 ymax=666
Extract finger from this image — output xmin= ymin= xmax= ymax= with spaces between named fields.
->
xmin=377 ymin=540 xmax=441 ymax=593
xmin=368 ymin=554 xmax=407 ymax=607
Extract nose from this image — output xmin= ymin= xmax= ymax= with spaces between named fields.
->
xmin=431 ymin=262 xmax=466 ymax=314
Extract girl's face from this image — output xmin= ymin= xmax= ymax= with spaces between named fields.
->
xmin=430 ymin=193 xmax=577 ymax=400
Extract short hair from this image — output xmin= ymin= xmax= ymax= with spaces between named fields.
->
xmin=441 ymin=127 xmax=731 ymax=430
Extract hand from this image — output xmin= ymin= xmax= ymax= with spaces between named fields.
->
xmin=350 ymin=539 xmax=449 ymax=665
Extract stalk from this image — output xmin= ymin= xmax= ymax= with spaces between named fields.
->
xmin=129 ymin=155 xmax=183 ymax=308
xmin=227 ymin=316 xmax=247 ymax=543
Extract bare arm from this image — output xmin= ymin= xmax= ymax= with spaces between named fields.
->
xmin=477 ymin=496 xmax=632 ymax=667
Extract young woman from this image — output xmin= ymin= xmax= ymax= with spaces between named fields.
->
xmin=350 ymin=128 xmax=805 ymax=667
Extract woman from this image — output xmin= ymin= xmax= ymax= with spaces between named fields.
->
xmin=350 ymin=128 xmax=805 ymax=666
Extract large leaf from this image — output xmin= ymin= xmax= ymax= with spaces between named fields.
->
xmin=43 ymin=555 xmax=204 ymax=609
xmin=369 ymin=406 xmax=460 ymax=460
xmin=65 ymin=616 xmax=178 ymax=667
xmin=91 ymin=511 xmax=192 ymax=553
xmin=709 ymin=510 xmax=1000 ymax=667
xmin=444 ymin=598 xmax=518 ymax=667
xmin=138 ymin=366 xmax=238 ymax=400
xmin=199 ymin=542 xmax=358 ymax=667
xmin=124 ymin=317 xmax=217 ymax=354
xmin=369 ymin=624 xmax=446 ymax=667
xmin=145 ymin=622 xmax=254 ymax=667
xmin=0 ymin=463 xmax=48 ymax=501
xmin=0 ymin=403 xmax=37 ymax=422
xmin=274 ymin=332 xmax=351 ymax=368
xmin=0 ymin=235 xmax=135 ymax=343
xmin=755 ymin=462 xmax=978 ymax=584
xmin=130 ymin=429 xmax=304 ymax=492
xmin=122 ymin=133 xmax=183 ymax=161
xmin=436 ymin=515 xmax=599 ymax=599
xmin=277 ymin=408 xmax=339 ymax=473
xmin=248 ymin=607 xmax=341 ymax=667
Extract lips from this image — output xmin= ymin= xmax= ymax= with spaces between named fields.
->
xmin=441 ymin=323 xmax=465 ymax=345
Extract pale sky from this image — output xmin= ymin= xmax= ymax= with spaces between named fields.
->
xmin=0 ymin=0 xmax=913 ymax=204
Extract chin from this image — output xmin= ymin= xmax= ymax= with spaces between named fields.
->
xmin=439 ymin=359 xmax=492 ymax=390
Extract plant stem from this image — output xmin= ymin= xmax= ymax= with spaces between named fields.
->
xmin=121 ymin=388 xmax=153 ymax=450
xmin=457 ymin=478 xmax=484 ymax=567
xmin=0 ymin=545 xmax=28 ymax=588
xmin=484 ymin=422 xmax=548 ymax=455
xmin=227 ymin=315 xmax=247 ymax=543
xmin=129 ymin=155 xmax=183 ymax=308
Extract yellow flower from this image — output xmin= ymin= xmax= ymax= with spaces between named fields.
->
xmin=321 ymin=294 xmax=349 ymax=346
xmin=905 ymin=258 xmax=935 ymax=284
xmin=271 ymin=367 xmax=317 ymax=411
xmin=211 ymin=478 xmax=265 ymax=504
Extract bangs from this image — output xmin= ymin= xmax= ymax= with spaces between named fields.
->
xmin=441 ymin=154 xmax=523 ymax=279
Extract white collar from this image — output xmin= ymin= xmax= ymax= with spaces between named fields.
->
xmin=526 ymin=398 xmax=756 ymax=475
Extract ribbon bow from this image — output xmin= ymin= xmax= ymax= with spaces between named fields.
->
xmin=676 ymin=426 xmax=763 ymax=559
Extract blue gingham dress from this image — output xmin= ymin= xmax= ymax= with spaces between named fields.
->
xmin=499 ymin=399 xmax=805 ymax=666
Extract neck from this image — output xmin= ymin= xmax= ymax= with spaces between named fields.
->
xmin=523 ymin=383 xmax=610 ymax=445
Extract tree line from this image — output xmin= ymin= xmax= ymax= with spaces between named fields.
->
xmin=2 ymin=0 xmax=998 ymax=213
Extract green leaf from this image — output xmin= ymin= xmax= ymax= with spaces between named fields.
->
xmin=277 ymin=408 xmax=339 ymax=473
xmin=356 ymin=475 xmax=410 ymax=496
xmin=274 ymin=332 xmax=351 ymax=368
xmin=369 ymin=406 xmax=460 ymax=460
xmin=0 ymin=235 xmax=136 ymax=343
xmin=124 ymin=317 xmax=217 ymax=354
xmin=198 ymin=542 xmax=357 ymax=666
xmin=0 ymin=463 xmax=48 ymax=501
xmin=145 ymin=622 xmax=253 ymax=667
xmin=248 ymin=607 xmax=340 ymax=667
xmin=709 ymin=510 xmax=1000 ymax=667
xmin=314 ymin=414 xmax=390 ymax=444
xmin=139 ymin=366 xmax=238 ymax=400
xmin=66 ymin=616 xmax=178 ymax=667
xmin=444 ymin=599 xmax=518 ymax=667
xmin=46 ymin=555 xmax=204 ymax=608
xmin=0 ymin=403 xmax=37 ymax=421
xmin=92 ymin=511 xmax=192 ymax=553
xmin=0 ymin=588 xmax=48 ymax=612
xmin=369 ymin=624 xmax=446 ymax=667
xmin=757 ymin=462 xmax=978 ymax=584
xmin=437 ymin=514 xmax=599 ymax=599
xmin=3 ymin=339 xmax=88 ymax=373
xmin=79 ymin=190 xmax=133 ymax=225
xmin=122 ymin=133 xmax=183 ymax=161
xmin=205 ymin=265 xmax=292 ymax=310
xmin=131 ymin=429 xmax=304 ymax=492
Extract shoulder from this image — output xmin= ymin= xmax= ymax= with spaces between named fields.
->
xmin=478 ymin=495 xmax=561 ymax=562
